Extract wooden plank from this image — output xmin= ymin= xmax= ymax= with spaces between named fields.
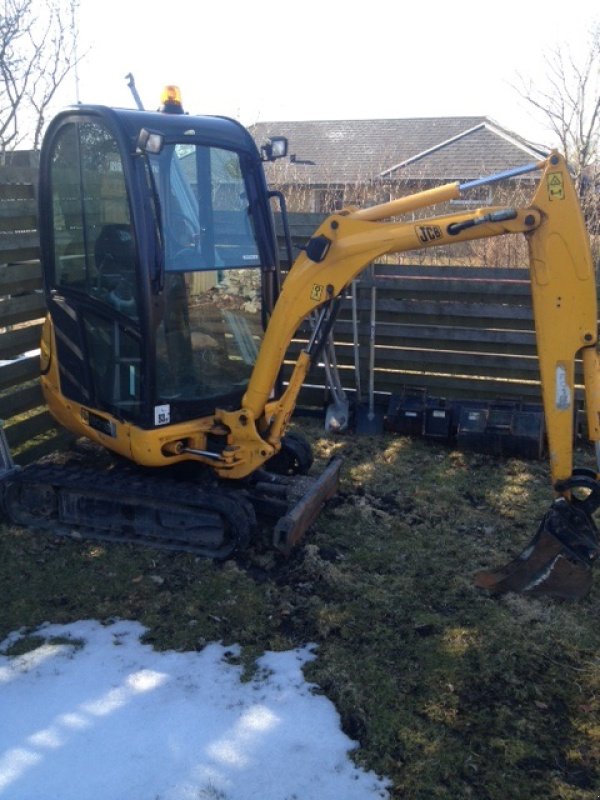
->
xmin=285 ymin=354 xmax=546 ymax=402
xmin=4 ymin=409 xmax=56 ymax=449
xmin=372 ymin=297 xmax=534 ymax=328
xmin=0 ymin=230 xmax=40 ymax=249
xmin=372 ymin=264 xmax=531 ymax=281
xmin=373 ymin=348 xmax=540 ymax=380
xmin=331 ymin=320 xmax=538 ymax=355
xmin=275 ymin=212 xmax=324 ymax=238
xmin=0 ymin=382 xmax=44 ymax=419
xmin=294 ymin=384 xmax=332 ymax=410
xmin=365 ymin=371 xmax=544 ymax=403
xmin=359 ymin=276 xmax=532 ymax=304
xmin=0 ymin=199 xmax=37 ymax=218
xmin=0 ymin=157 xmax=38 ymax=175
xmin=293 ymin=377 xmax=545 ymax=410
xmin=14 ymin=429 xmax=74 ymax=466
xmin=0 ymin=228 xmax=40 ymax=244
xmin=286 ymin=344 xmax=542 ymax=383
xmin=0 ymin=354 xmax=39 ymax=390
xmin=0 ymin=292 xmax=46 ymax=326
xmin=0 ymin=210 xmax=37 ymax=233
xmin=0 ymin=245 xmax=40 ymax=264
xmin=0 ymin=219 xmax=37 ymax=236
xmin=0 ymin=168 xmax=37 ymax=182
xmin=296 ymin=296 xmax=535 ymax=330
xmin=326 ymin=291 xmax=532 ymax=321
xmin=0 ymin=261 xmax=43 ymax=295
xmin=0 ymin=323 xmax=42 ymax=359
xmin=286 ymin=358 xmax=548 ymax=398
xmin=0 ymin=184 xmax=35 ymax=200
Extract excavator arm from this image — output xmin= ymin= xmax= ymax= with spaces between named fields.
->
xmin=214 ymin=153 xmax=595 ymax=482
xmin=240 ymin=205 xmax=540 ymax=448
xmin=209 ymin=194 xmax=536 ymax=476
xmin=208 ymin=152 xmax=600 ymax=597
xmin=525 ymin=155 xmax=598 ymax=485
xmin=473 ymin=154 xmax=600 ymax=599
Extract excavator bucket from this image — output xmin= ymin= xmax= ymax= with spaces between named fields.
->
xmin=474 ymin=497 xmax=599 ymax=601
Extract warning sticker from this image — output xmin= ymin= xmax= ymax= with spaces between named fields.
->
xmin=547 ymin=172 xmax=565 ymax=201
xmin=555 ymin=364 xmax=571 ymax=410
xmin=310 ymin=284 xmax=324 ymax=301
xmin=154 ymin=404 xmax=171 ymax=426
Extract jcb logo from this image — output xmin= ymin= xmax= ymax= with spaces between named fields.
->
xmin=416 ymin=225 xmax=442 ymax=243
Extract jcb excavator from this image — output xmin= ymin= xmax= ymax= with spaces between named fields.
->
xmin=1 ymin=88 xmax=599 ymax=599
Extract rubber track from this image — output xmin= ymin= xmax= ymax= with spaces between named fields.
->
xmin=3 ymin=462 xmax=255 ymax=558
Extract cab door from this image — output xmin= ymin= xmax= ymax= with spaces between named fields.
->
xmin=40 ymin=115 xmax=145 ymax=424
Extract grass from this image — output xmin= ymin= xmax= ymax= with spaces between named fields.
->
xmin=1 ymin=419 xmax=599 ymax=799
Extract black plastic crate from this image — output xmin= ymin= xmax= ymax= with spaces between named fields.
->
xmin=385 ymin=390 xmax=454 ymax=440
xmin=423 ymin=400 xmax=454 ymax=439
xmin=384 ymin=391 xmax=425 ymax=436
xmin=457 ymin=403 xmax=489 ymax=451
xmin=457 ymin=400 xmax=545 ymax=459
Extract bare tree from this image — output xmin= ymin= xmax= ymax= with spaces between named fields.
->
xmin=515 ymin=24 xmax=600 ymax=253
xmin=0 ymin=0 xmax=80 ymax=155
xmin=516 ymin=24 xmax=600 ymax=182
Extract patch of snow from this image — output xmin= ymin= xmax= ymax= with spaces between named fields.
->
xmin=0 ymin=620 xmax=390 ymax=800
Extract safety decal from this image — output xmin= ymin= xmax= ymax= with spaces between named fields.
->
xmin=154 ymin=404 xmax=171 ymax=426
xmin=547 ymin=172 xmax=565 ymax=201
xmin=555 ymin=364 xmax=571 ymax=410
xmin=310 ymin=284 xmax=324 ymax=301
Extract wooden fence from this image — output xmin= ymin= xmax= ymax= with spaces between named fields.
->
xmin=275 ymin=213 xmax=549 ymax=412
xmin=293 ymin=263 xmax=542 ymax=409
xmin=0 ymin=157 xmax=72 ymax=463
xmin=0 ymin=168 xmax=571 ymax=462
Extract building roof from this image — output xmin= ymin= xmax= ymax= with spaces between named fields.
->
xmin=250 ymin=117 xmax=548 ymax=185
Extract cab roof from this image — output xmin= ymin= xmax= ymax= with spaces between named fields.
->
xmin=54 ymin=104 xmax=260 ymax=156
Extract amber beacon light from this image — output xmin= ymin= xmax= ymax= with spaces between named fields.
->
xmin=159 ymin=85 xmax=184 ymax=114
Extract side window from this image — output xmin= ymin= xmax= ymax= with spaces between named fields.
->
xmin=209 ymin=147 xmax=261 ymax=266
xmin=50 ymin=120 xmax=138 ymax=317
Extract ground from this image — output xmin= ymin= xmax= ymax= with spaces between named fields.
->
xmin=1 ymin=419 xmax=599 ymax=799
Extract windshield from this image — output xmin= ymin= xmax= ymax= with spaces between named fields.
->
xmin=150 ymin=143 xmax=262 ymax=271
xmin=149 ymin=142 xmax=265 ymax=414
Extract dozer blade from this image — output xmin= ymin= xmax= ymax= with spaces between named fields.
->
xmin=271 ymin=457 xmax=342 ymax=554
xmin=474 ymin=498 xmax=599 ymax=601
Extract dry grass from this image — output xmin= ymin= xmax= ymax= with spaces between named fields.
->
xmin=1 ymin=420 xmax=599 ymax=799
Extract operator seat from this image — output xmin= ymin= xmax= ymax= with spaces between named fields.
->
xmin=94 ymin=224 xmax=137 ymax=314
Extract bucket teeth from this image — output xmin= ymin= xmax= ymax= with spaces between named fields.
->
xmin=474 ymin=499 xmax=599 ymax=601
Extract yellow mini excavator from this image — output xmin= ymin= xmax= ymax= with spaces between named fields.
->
xmin=1 ymin=88 xmax=598 ymax=599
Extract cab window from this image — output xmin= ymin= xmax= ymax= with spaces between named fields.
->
xmin=49 ymin=120 xmax=138 ymax=317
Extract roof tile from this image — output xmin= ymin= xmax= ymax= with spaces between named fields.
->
xmin=250 ymin=117 xmax=547 ymax=184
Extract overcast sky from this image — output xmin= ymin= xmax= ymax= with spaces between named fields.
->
xmin=54 ymin=0 xmax=597 ymax=147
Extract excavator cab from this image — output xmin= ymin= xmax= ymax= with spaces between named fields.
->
xmin=38 ymin=104 xmax=281 ymax=436
xmin=18 ymin=101 xmax=342 ymax=559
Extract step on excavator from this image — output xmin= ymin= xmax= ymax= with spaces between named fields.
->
xmin=1 ymin=87 xmax=599 ymax=599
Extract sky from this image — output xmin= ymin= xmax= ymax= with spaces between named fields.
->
xmin=0 ymin=619 xmax=390 ymax=799
xmin=52 ymin=0 xmax=598 ymax=149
